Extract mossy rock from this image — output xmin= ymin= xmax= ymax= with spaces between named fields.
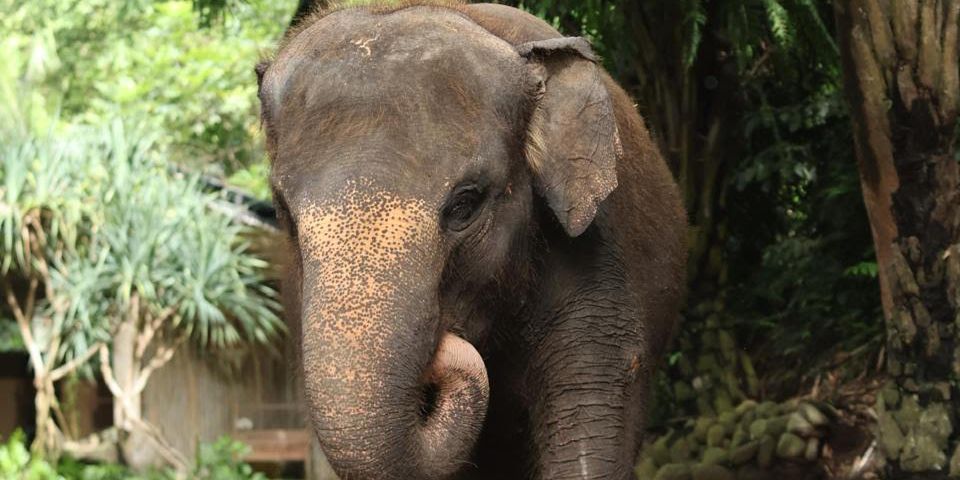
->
xmin=714 ymin=392 xmax=735 ymax=414
xmin=653 ymin=435 xmax=673 ymax=465
xmin=786 ymin=412 xmax=816 ymax=437
xmin=808 ymin=400 xmax=839 ymax=420
xmin=730 ymin=440 xmax=759 ymax=465
xmin=654 ymin=463 xmax=692 ymax=480
xmin=757 ymin=435 xmax=775 ymax=468
xmin=803 ymin=438 xmax=819 ymax=462
xmin=736 ymin=466 xmax=772 ymax=480
xmin=693 ymin=417 xmax=716 ymax=442
xmin=900 ymin=433 xmax=947 ymax=472
xmin=879 ymin=384 xmax=901 ymax=409
xmin=707 ymin=424 xmax=729 ymax=448
xmin=702 ymin=447 xmax=729 ymax=466
xmin=894 ymin=395 xmax=922 ymax=426
xmin=756 ymin=401 xmax=778 ymax=418
xmin=739 ymin=408 xmax=757 ymax=426
xmin=748 ymin=420 xmax=767 ymax=440
xmin=671 ymin=438 xmax=693 ymax=463
xmin=916 ymin=402 xmax=952 ymax=447
xmin=730 ymin=428 xmax=748 ymax=448
xmin=798 ymin=402 xmax=828 ymax=428
xmin=718 ymin=411 xmax=737 ymax=428
xmin=876 ymin=409 xmax=906 ymax=459
xmin=764 ymin=416 xmax=788 ymax=438
xmin=734 ymin=400 xmax=757 ymax=416
xmin=692 ymin=463 xmax=735 ymax=480
xmin=637 ymin=457 xmax=659 ymax=479
xmin=775 ymin=433 xmax=806 ymax=459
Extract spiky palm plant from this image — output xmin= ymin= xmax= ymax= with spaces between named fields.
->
xmin=0 ymin=30 xmax=282 ymax=469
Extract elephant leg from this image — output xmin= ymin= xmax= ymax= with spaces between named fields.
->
xmin=526 ymin=298 xmax=651 ymax=480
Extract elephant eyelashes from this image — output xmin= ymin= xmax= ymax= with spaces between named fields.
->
xmin=441 ymin=184 xmax=486 ymax=232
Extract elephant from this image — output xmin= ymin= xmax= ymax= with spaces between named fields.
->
xmin=255 ymin=1 xmax=687 ymax=479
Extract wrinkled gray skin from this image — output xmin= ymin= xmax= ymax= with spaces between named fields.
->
xmin=257 ymin=3 xmax=686 ymax=479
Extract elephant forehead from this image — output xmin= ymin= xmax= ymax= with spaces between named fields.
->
xmin=262 ymin=6 xmax=525 ymax=126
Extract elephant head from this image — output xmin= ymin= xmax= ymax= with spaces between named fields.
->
xmin=256 ymin=4 xmax=620 ymax=479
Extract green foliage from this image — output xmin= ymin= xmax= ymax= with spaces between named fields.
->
xmin=226 ymin=162 xmax=272 ymax=200
xmin=0 ymin=319 xmax=24 ymax=351
xmin=0 ymin=431 xmax=61 ymax=480
xmin=0 ymin=16 xmax=282 ymax=365
xmin=2 ymin=431 xmax=264 ymax=480
xmin=1 ymin=0 xmax=290 ymax=172
xmin=191 ymin=437 xmax=267 ymax=480
xmin=55 ymin=458 xmax=159 ymax=480
xmin=1 ymin=116 xmax=283 ymax=359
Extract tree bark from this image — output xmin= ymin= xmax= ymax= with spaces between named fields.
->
xmin=834 ymin=0 xmax=960 ymax=475
xmin=104 ymin=312 xmax=188 ymax=473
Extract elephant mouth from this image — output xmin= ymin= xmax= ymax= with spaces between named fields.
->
xmin=415 ymin=332 xmax=490 ymax=475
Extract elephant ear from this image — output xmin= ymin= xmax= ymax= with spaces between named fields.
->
xmin=517 ymin=37 xmax=621 ymax=237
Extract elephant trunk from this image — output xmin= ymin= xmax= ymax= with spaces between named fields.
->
xmin=296 ymin=187 xmax=489 ymax=479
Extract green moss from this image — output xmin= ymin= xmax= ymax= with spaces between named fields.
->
xmin=757 ymin=435 xmax=775 ymax=468
xmin=749 ymin=420 xmax=767 ymax=440
xmin=655 ymin=463 xmax=692 ymax=480
xmin=730 ymin=441 xmax=759 ymax=465
xmin=702 ymin=447 xmax=730 ymax=466
xmin=694 ymin=417 xmax=716 ymax=442
xmin=775 ymin=433 xmax=805 ymax=459
xmin=900 ymin=434 xmax=947 ymax=472
xmin=799 ymin=403 xmax=828 ymax=427
xmin=786 ymin=412 xmax=815 ymax=437
xmin=637 ymin=457 xmax=659 ymax=479
xmin=876 ymin=410 xmax=906 ymax=459
xmin=880 ymin=384 xmax=901 ymax=408
xmin=707 ymin=424 xmax=729 ymax=448
xmin=764 ymin=416 xmax=788 ymax=438
xmin=671 ymin=438 xmax=693 ymax=463
xmin=653 ymin=436 xmax=673 ymax=466
xmin=692 ymin=463 xmax=735 ymax=480
xmin=735 ymin=466 xmax=772 ymax=480
xmin=735 ymin=400 xmax=757 ymax=416
xmin=803 ymin=438 xmax=819 ymax=462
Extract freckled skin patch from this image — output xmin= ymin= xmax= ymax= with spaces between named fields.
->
xmin=299 ymin=181 xmax=436 ymax=343
xmin=298 ymin=179 xmax=442 ymax=466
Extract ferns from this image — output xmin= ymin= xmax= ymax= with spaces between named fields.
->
xmin=763 ymin=0 xmax=793 ymax=48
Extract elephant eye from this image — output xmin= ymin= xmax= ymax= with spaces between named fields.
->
xmin=442 ymin=184 xmax=485 ymax=232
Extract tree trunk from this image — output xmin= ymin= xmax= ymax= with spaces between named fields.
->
xmin=834 ymin=0 xmax=960 ymax=475
xmin=32 ymin=378 xmax=57 ymax=456
xmin=112 ymin=319 xmax=164 ymax=471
